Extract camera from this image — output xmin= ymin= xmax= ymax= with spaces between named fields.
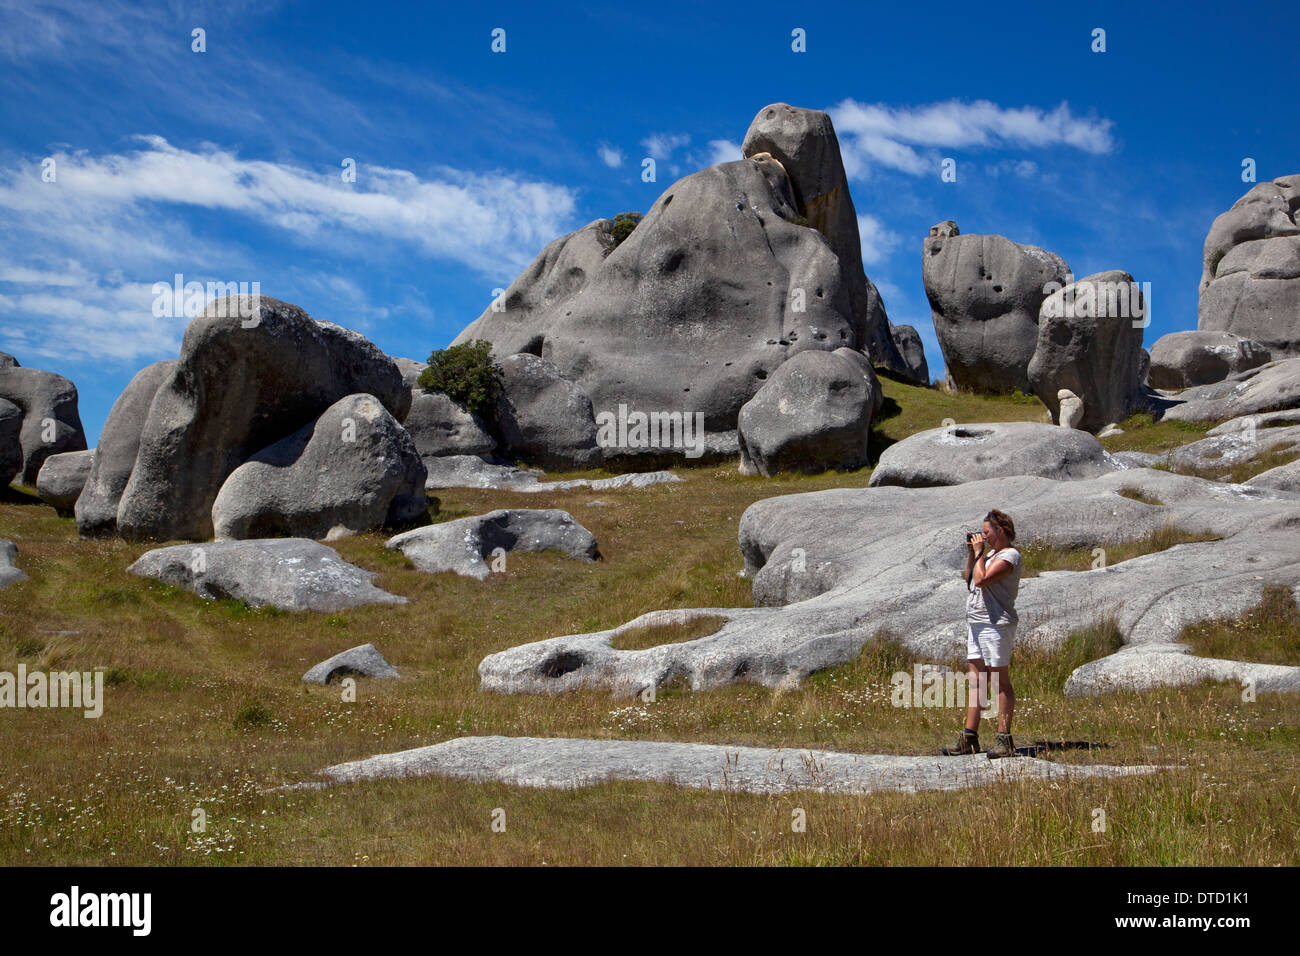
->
xmin=965 ymin=531 xmax=977 ymax=542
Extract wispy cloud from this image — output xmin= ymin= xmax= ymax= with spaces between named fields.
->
xmin=857 ymin=213 xmax=901 ymax=266
xmin=831 ymin=99 xmax=1115 ymax=177
xmin=704 ymin=139 xmax=741 ymax=165
xmin=598 ymin=142 xmax=624 ymax=167
xmin=640 ymin=133 xmax=690 ymax=160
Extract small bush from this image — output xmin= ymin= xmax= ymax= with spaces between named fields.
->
xmin=417 ymin=340 xmax=501 ymax=419
xmin=610 ymin=211 xmax=642 ymax=246
xmin=233 ymin=699 xmax=273 ymax=731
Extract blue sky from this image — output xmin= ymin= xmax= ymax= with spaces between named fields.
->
xmin=1 ymin=0 xmax=1296 ymax=444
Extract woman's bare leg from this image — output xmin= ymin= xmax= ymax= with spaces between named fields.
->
xmin=964 ymin=660 xmax=988 ymax=732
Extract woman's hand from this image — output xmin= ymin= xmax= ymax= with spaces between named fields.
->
xmin=969 ymin=532 xmax=985 ymax=554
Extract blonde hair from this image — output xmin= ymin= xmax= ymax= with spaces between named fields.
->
xmin=985 ymin=508 xmax=1016 ymax=542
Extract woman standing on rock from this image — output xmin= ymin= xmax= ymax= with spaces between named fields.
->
xmin=941 ymin=509 xmax=1021 ymax=759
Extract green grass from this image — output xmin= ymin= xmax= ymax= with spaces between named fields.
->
xmin=1154 ymin=446 xmax=1300 ymax=485
xmin=0 ymin=374 xmax=1296 ymax=866
xmin=1181 ymin=586 xmax=1300 ymax=666
xmin=1098 ymin=412 xmax=1215 ymax=454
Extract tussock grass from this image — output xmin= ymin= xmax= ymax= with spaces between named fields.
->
xmin=609 ymin=614 xmax=729 ymax=650
xmin=1115 ymin=486 xmax=1163 ymax=506
xmin=0 ymin=376 xmax=1295 ymax=865
xmin=1098 ymin=412 xmax=1214 ymax=454
xmin=1158 ymin=446 xmax=1300 ymax=485
xmin=1020 ymin=523 xmax=1222 ymax=577
xmin=1181 ymin=586 xmax=1300 ymax=666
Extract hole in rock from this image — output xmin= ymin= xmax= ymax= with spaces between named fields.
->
xmin=540 ymin=652 xmax=586 ymax=679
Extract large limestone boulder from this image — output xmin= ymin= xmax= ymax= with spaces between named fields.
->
xmin=0 ymin=539 xmax=25 ymax=589
xmin=74 ymin=361 xmax=176 ymax=537
xmin=303 ymin=643 xmax=399 ymax=684
xmin=493 ymin=353 xmax=601 ymax=470
xmin=0 ymin=398 xmax=21 ymax=487
xmin=741 ymin=102 xmax=906 ymax=376
xmin=737 ymin=348 xmax=878 ymax=476
xmin=889 ymin=324 xmax=930 ymax=386
xmin=127 ymin=538 xmax=406 ymax=612
xmin=211 ymin=393 xmax=428 ymax=541
xmin=36 ymin=449 xmax=94 ymax=516
xmin=0 ymin=352 xmax=18 ymax=369
xmin=868 ymin=422 xmax=1119 ymax=487
xmin=456 ymin=156 xmax=855 ymax=434
xmin=1027 ymin=271 xmax=1146 ymax=433
xmin=117 ymin=296 xmax=410 ymax=541
xmin=1199 ymin=176 xmax=1300 ymax=355
xmin=451 ymin=220 xmax=618 ymax=357
xmin=1148 ymin=330 xmax=1270 ymax=389
xmin=922 ymin=221 xmax=1071 ymax=394
xmin=402 ymin=389 xmax=498 ymax=462
xmin=387 ymin=508 xmax=599 ymax=579
xmin=0 ymin=365 xmax=87 ymax=485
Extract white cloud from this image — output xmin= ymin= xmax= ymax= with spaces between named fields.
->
xmin=705 ymin=139 xmax=741 ymax=165
xmin=830 ymin=99 xmax=1115 ymax=178
xmin=857 ymin=214 xmax=902 ymax=266
xmin=640 ymin=133 xmax=690 ymax=160
xmin=598 ymin=143 xmax=624 ymax=168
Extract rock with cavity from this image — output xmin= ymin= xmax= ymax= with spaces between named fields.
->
xmin=0 ymin=365 xmax=87 ymax=485
xmin=303 ymin=643 xmax=399 ymax=685
xmin=387 ymin=508 xmax=599 ymax=579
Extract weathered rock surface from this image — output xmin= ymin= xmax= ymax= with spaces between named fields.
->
xmin=478 ymin=469 xmax=1300 ymax=697
xmin=1159 ymin=358 xmax=1300 ymax=422
xmin=0 ymin=366 xmax=87 ymax=485
xmin=211 ymin=393 xmax=428 ymax=541
xmin=74 ymin=360 xmax=176 ymax=537
xmin=889 ymin=324 xmax=930 ymax=386
xmin=1150 ymin=418 xmax=1300 ymax=478
xmin=458 ymin=156 xmax=856 ymax=433
xmin=1148 ymin=331 xmax=1271 ymax=389
xmin=0 ymin=352 xmax=18 ymax=369
xmin=1199 ymin=176 xmax=1300 ymax=355
xmin=494 ymin=353 xmax=600 ymax=469
xmin=317 ymin=735 xmax=1161 ymax=795
xmin=0 ymin=539 xmax=26 ymax=588
xmin=741 ymin=102 xmax=905 ymax=375
xmin=1248 ymin=458 xmax=1300 ymax=492
xmin=1028 ymin=271 xmax=1146 ymax=433
xmin=0 ymin=398 xmax=21 ymax=486
xmin=868 ymin=422 xmax=1119 ymax=487
xmin=117 ymin=296 xmax=409 ymax=541
xmin=1065 ymin=642 xmax=1300 ymax=696
xmin=738 ymin=348 xmax=877 ymax=476
xmin=423 ymin=455 xmax=683 ymax=493
xmin=404 ymin=389 xmax=497 ymax=461
xmin=302 ymin=643 xmax=399 ymax=685
xmin=127 ymin=538 xmax=406 ymax=612
xmin=923 ymin=223 xmax=1070 ymax=393
xmin=35 ymin=449 xmax=94 ymax=516
xmin=387 ymin=509 xmax=598 ymax=579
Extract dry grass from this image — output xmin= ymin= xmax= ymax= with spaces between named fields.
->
xmin=1020 ymin=522 xmax=1222 ymax=577
xmin=0 ymin=377 xmax=1296 ymax=866
xmin=1181 ymin=586 xmax=1300 ymax=666
xmin=608 ymin=614 xmax=729 ymax=650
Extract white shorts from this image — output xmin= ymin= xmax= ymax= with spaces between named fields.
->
xmin=967 ymin=622 xmax=1014 ymax=668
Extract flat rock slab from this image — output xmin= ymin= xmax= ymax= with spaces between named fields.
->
xmin=1065 ymin=642 xmax=1300 ymax=696
xmin=0 ymin=539 xmax=26 ymax=588
xmin=317 ymin=735 xmax=1162 ymax=795
xmin=387 ymin=508 xmax=599 ymax=579
xmin=303 ymin=643 xmax=399 ymax=684
xmin=128 ymin=538 xmax=406 ymax=612
xmin=479 ymin=469 xmax=1300 ymax=697
xmin=1159 ymin=357 xmax=1300 ymax=422
xmin=424 ymin=455 xmax=682 ymax=493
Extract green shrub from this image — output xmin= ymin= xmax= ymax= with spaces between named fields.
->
xmin=610 ymin=211 xmax=642 ymax=245
xmin=417 ymin=340 xmax=501 ymax=419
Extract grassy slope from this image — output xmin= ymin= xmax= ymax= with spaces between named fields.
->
xmin=0 ymin=379 xmax=1296 ymax=865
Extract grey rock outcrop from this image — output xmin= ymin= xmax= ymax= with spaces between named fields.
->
xmin=494 ymin=353 xmax=600 ymax=470
xmin=889 ymin=324 xmax=930 ymax=386
xmin=923 ymin=222 xmax=1071 ymax=393
xmin=741 ymin=102 xmax=905 ymax=375
xmin=1159 ymin=357 xmax=1300 ymax=422
xmin=737 ymin=347 xmax=878 ymax=476
xmin=0 ymin=352 xmax=18 ymax=369
xmin=117 ymin=296 xmax=410 ymax=541
xmin=127 ymin=538 xmax=406 ymax=612
xmin=1065 ymin=642 xmax=1300 ymax=696
xmin=0 ymin=365 xmax=87 ymax=485
xmin=1199 ymin=176 xmax=1300 ymax=356
xmin=211 ymin=393 xmax=428 ymax=541
xmin=303 ymin=643 xmax=399 ymax=685
xmin=868 ymin=422 xmax=1119 ymax=487
xmin=1150 ymin=417 xmax=1300 ymax=478
xmin=36 ymin=449 xmax=94 ymax=516
xmin=1148 ymin=330 xmax=1271 ymax=389
xmin=318 ymin=735 xmax=1161 ymax=795
xmin=74 ymin=360 xmax=176 ymax=537
xmin=0 ymin=398 xmax=21 ymax=487
xmin=423 ymin=455 xmax=682 ymax=493
xmin=478 ymin=468 xmax=1300 ymax=697
xmin=0 ymin=539 xmax=25 ymax=588
xmin=387 ymin=508 xmax=599 ymax=579
xmin=404 ymin=389 xmax=497 ymax=461
xmin=1028 ymin=270 xmax=1146 ymax=432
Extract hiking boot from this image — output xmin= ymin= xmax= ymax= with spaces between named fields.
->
xmin=986 ymin=732 xmax=1016 ymax=759
xmin=941 ymin=729 xmax=980 ymax=755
